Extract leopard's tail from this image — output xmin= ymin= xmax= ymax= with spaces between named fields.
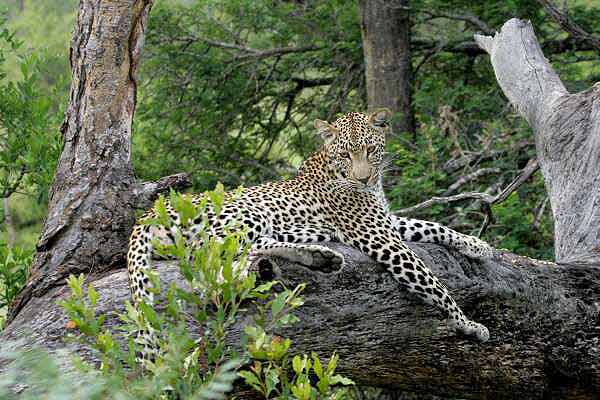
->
xmin=127 ymin=223 xmax=156 ymax=305
xmin=127 ymin=222 xmax=160 ymax=362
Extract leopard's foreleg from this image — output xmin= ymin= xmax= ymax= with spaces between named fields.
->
xmin=339 ymin=217 xmax=489 ymax=342
xmin=391 ymin=215 xmax=494 ymax=260
xmin=250 ymin=228 xmax=344 ymax=273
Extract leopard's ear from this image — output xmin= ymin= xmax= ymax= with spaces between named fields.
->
xmin=314 ymin=119 xmax=338 ymax=144
xmin=368 ymin=108 xmax=392 ymax=129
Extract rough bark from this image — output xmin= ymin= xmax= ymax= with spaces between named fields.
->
xmin=359 ymin=0 xmax=415 ymax=137
xmin=475 ymin=19 xmax=600 ymax=266
xmin=6 ymin=0 xmax=191 ymax=323
xmin=1 ymin=244 xmax=598 ymax=399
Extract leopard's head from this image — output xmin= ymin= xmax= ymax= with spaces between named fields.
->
xmin=315 ymin=109 xmax=391 ymax=190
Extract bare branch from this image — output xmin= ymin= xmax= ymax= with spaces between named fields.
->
xmin=493 ymin=159 xmax=539 ymax=204
xmin=442 ymin=140 xmax=533 ymax=173
xmin=236 ymin=45 xmax=322 ymax=61
xmin=420 ymin=10 xmax=493 ymax=34
xmin=196 ymin=37 xmax=254 ymax=52
xmin=133 ymin=173 xmax=193 ymax=209
xmin=394 ymin=159 xmax=539 ymax=216
xmin=182 ymin=36 xmax=322 ymax=60
xmin=412 ymin=36 xmax=599 ymax=57
xmin=442 ymin=167 xmax=501 ymax=195
xmin=0 ymin=166 xmax=26 ymax=199
xmin=536 ymin=0 xmax=600 ymax=53
xmin=393 ymin=192 xmax=495 ymax=216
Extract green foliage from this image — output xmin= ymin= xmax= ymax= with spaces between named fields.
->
xmin=3 ymin=0 xmax=599 ymax=279
xmin=3 ymin=0 xmax=76 ymax=92
xmin=0 ymin=9 xmax=64 ymax=202
xmin=4 ymin=0 xmax=598 ymax=260
xmin=0 ymin=244 xmax=31 ymax=328
xmin=1 ymin=190 xmax=353 ymax=399
xmin=0 ymin=193 xmax=45 ymax=248
xmin=240 ymin=349 xmax=353 ymax=400
xmin=0 ymin=8 xmax=67 ymax=323
xmin=130 ymin=0 xmax=597 ymax=260
xmin=490 ymin=183 xmax=554 ymax=260
xmin=135 ymin=0 xmax=364 ymax=188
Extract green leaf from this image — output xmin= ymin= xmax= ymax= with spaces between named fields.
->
xmin=292 ymin=355 xmax=303 ymax=375
xmin=252 ymin=281 xmax=277 ymax=294
xmin=330 ymin=374 xmax=355 ymax=386
xmin=327 ymin=352 xmax=339 ymax=374
xmin=276 ymin=313 xmax=300 ymax=327
xmin=88 ymin=284 xmax=98 ymax=306
xmin=316 ymin=378 xmax=329 ymax=395
xmin=265 ymin=367 xmax=280 ymax=396
xmin=238 ymin=370 xmax=262 ymax=392
xmin=138 ymin=301 xmax=160 ymax=329
xmin=270 ymin=291 xmax=288 ymax=319
xmin=311 ymin=352 xmax=323 ymax=379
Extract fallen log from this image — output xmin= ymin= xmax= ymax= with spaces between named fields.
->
xmin=1 ymin=243 xmax=598 ymax=398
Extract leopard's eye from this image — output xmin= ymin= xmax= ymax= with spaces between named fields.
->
xmin=367 ymin=145 xmax=377 ymax=154
xmin=340 ymin=151 xmax=351 ymax=160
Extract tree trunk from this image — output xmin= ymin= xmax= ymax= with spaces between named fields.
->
xmin=359 ymin=0 xmax=415 ymax=138
xmin=475 ymin=19 xmax=600 ymax=266
xmin=5 ymin=0 xmax=190 ymax=323
xmin=1 ymin=244 xmax=598 ymax=399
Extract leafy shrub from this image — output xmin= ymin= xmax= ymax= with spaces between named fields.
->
xmin=0 ymin=12 xmax=62 ymax=202
xmin=0 ymin=189 xmax=354 ymax=399
xmin=0 ymin=244 xmax=31 ymax=329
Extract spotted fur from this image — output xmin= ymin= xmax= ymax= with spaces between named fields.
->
xmin=127 ymin=110 xmax=493 ymax=354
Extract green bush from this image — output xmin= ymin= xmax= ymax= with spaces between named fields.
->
xmin=0 ymin=244 xmax=31 ymax=329
xmin=0 ymin=189 xmax=354 ymax=399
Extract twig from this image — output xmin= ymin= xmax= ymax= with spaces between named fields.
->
xmin=412 ymin=36 xmax=599 ymax=56
xmin=535 ymin=0 xmax=600 ymax=53
xmin=180 ymin=36 xmax=322 ymax=60
xmin=394 ymin=159 xmax=540 ymax=234
xmin=133 ymin=173 xmax=193 ymax=209
xmin=394 ymin=192 xmax=496 ymax=215
xmin=442 ymin=139 xmax=533 ymax=173
xmin=414 ymin=40 xmax=446 ymax=76
xmin=420 ymin=10 xmax=493 ymax=34
xmin=0 ymin=166 xmax=27 ymax=199
xmin=533 ymin=196 xmax=549 ymax=230
xmin=442 ymin=167 xmax=501 ymax=195
xmin=3 ymin=196 xmax=15 ymax=247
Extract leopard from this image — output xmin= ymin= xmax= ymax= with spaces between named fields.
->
xmin=127 ymin=109 xmax=494 ymax=357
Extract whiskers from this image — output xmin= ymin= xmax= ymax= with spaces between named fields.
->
xmin=378 ymin=153 xmax=399 ymax=175
xmin=327 ymin=178 xmax=377 ymax=194
xmin=326 ymin=154 xmax=398 ymax=194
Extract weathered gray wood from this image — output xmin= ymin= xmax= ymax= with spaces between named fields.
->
xmin=475 ymin=18 xmax=600 ymax=266
xmin=1 ymin=244 xmax=598 ymax=399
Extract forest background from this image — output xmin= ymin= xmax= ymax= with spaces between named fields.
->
xmin=1 ymin=0 xmax=599 ymax=327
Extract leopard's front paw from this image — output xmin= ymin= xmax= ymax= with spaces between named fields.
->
xmin=248 ymin=256 xmax=280 ymax=281
xmin=448 ymin=319 xmax=490 ymax=342
xmin=301 ymin=245 xmax=345 ymax=273
xmin=466 ymin=321 xmax=490 ymax=342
